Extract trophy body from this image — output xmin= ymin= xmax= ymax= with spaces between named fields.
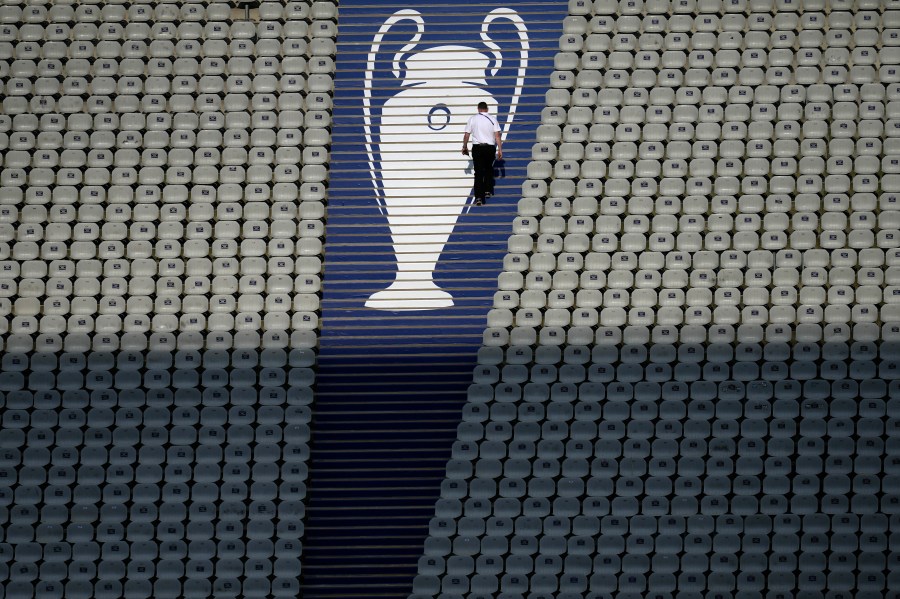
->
xmin=366 ymin=49 xmax=496 ymax=310
xmin=363 ymin=10 xmax=528 ymax=311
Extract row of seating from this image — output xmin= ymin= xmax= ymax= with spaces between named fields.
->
xmin=569 ymin=0 xmax=889 ymax=15
xmin=429 ymin=491 xmax=891 ymax=518
xmin=420 ymin=528 xmax=893 ymax=557
xmin=562 ymin=30 xmax=894 ymax=52
xmin=1 ymin=580 xmax=301 ymax=599
xmin=469 ymin=356 xmax=900 ymax=382
xmin=470 ymin=360 xmax=900 ymax=389
xmin=428 ymin=511 xmax=891 ymax=533
xmin=448 ymin=440 xmax=892 ymax=469
xmin=483 ymin=306 xmax=895 ymax=329
xmin=479 ymin=339 xmax=890 ymax=360
xmin=3 ymin=303 xmax=892 ymax=328
xmin=464 ymin=374 xmax=891 ymax=408
xmin=451 ymin=418 xmax=895 ymax=448
xmin=0 ymin=1 xmax=332 ymax=24
xmin=412 ymin=569 xmax=890 ymax=597
xmin=564 ymin=6 xmax=891 ymax=31
xmin=0 ymin=366 xmax=316 ymax=389
xmin=444 ymin=451 xmax=892 ymax=478
xmin=1 ymin=345 xmax=315 ymax=366
xmin=533 ymin=119 xmax=896 ymax=145
xmin=2 ymin=463 xmax=308 ymax=490
xmin=547 ymin=82 xmax=899 ymax=108
xmin=481 ymin=327 xmax=900 ymax=351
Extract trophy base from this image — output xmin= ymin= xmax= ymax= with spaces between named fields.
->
xmin=365 ymin=282 xmax=454 ymax=311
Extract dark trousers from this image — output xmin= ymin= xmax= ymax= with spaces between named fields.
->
xmin=472 ymin=144 xmax=496 ymax=199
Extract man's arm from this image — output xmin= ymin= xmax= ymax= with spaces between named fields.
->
xmin=461 ymin=132 xmax=470 ymax=155
xmin=494 ymin=131 xmax=502 ymax=159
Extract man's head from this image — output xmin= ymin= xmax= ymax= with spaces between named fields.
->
xmin=477 ymin=101 xmax=488 ymax=112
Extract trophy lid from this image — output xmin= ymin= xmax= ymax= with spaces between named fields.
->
xmin=402 ymin=45 xmax=490 ymax=87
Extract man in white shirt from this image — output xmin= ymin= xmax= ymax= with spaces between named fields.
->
xmin=462 ymin=102 xmax=502 ymax=205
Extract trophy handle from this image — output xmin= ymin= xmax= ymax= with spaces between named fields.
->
xmin=481 ymin=8 xmax=529 ymax=144
xmin=364 ymin=10 xmax=425 ymax=214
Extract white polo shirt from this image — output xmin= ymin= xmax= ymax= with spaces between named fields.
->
xmin=465 ymin=112 xmax=500 ymax=144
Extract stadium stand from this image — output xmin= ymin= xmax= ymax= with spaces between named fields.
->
xmin=411 ymin=0 xmax=900 ymax=598
xmin=0 ymin=1 xmax=333 ymax=597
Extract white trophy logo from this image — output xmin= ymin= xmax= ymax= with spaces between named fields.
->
xmin=363 ymin=8 xmax=528 ymax=310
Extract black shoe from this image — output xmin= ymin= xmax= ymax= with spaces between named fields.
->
xmin=486 ymin=191 xmax=493 ymax=198
xmin=474 ymin=197 xmax=485 ymax=206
